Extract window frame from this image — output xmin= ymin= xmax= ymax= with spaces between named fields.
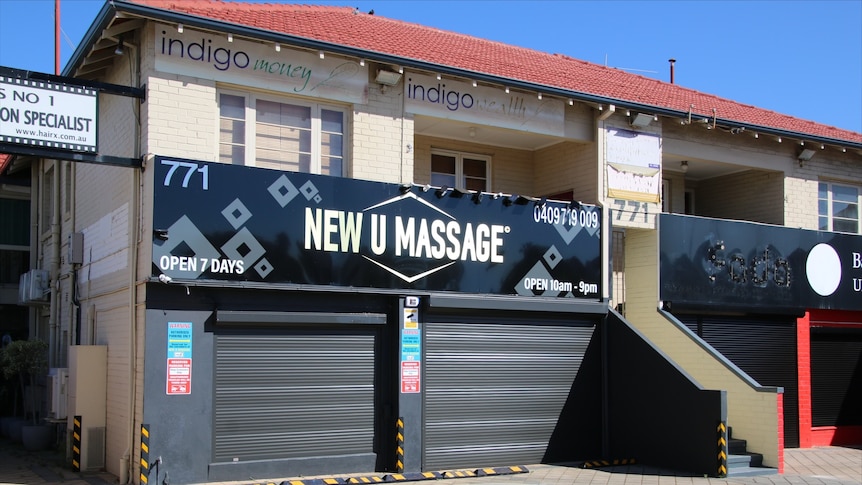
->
xmin=217 ymin=89 xmax=348 ymax=176
xmin=429 ymin=148 xmax=491 ymax=191
xmin=818 ymin=180 xmax=861 ymax=234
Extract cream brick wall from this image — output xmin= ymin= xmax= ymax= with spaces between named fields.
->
xmin=696 ymin=170 xmax=785 ymax=225
xmin=352 ymin=85 xmax=412 ymax=183
xmin=75 ymin=61 xmax=138 ymax=297
xmin=784 ymin=176 xmax=818 ymax=230
xmin=143 ymin=75 xmax=217 ymax=161
xmin=413 ymin=135 xmax=534 ymax=196
xmin=534 ymin=141 xmax=597 ymax=202
xmin=137 ymin=26 xmax=215 ymax=162
xmin=68 ymin=51 xmax=142 ymax=481
xmin=624 ymin=228 xmax=781 ymax=468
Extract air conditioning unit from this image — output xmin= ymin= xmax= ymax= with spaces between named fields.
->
xmin=47 ymin=367 xmax=68 ymax=419
xmin=18 ymin=269 xmax=50 ymax=306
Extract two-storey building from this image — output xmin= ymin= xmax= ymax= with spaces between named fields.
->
xmin=1 ymin=1 xmax=859 ymax=483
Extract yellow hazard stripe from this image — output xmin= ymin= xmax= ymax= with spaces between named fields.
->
xmin=285 ymin=466 xmax=526 ymax=485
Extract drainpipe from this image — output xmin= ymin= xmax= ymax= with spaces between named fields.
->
xmin=70 ymin=161 xmax=80 ymax=346
xmin=122 ymin=142 xmax=141 ymax=485
xmin=399 ymin=79 xmax=407 ymax=184
xmin=49 ymin=160 xmax=61 ymax=366
xmin=119 ymin=37 xmax=142 ymax=485
xmin=28 ymin=164 xmax=41 ymax=339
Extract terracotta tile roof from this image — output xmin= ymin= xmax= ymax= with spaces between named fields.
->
xmin=118 ymin=1 xmax=859 ymax=144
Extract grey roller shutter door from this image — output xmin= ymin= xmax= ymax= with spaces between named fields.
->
xmin=810 ymin=328 xmax=862 ymax=427
xmin=214 ymin=329 xmax=377 ymax=462
xmin=424 ymin=320 xmax=594 ymax=470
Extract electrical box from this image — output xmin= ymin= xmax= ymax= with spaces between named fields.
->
xmin=68 ymin=232 xmax=84 ymax=265
xmin=17 ymin=269 xmax=50 ymax=306
xmin=47 ymin=367 xmax=68 ymax=419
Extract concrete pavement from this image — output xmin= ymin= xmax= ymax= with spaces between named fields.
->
xmin=0 ymin=437 xmax=859 ymax=485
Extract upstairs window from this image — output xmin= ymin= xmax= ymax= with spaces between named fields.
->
xmin=430 ymin=149 xmax=490 ymax=191
xmin=218 ymin=92 xmax=346 ymax=176
xmin=819 ymin=182 xmax=860 ymax=234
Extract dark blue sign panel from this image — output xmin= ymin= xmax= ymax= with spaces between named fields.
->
xmin=151 ymin=156 xmax=603 ymax=299
xmin=660 ymin=214 xmax=862 ymax=311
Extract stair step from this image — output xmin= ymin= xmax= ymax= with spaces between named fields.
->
xmin=724 ymin=428 xmax=772 ymax=476
xmin=728 ymin=438 xmax=747 ymax=454
xmin=726 ymin=465 xmax=778 ymax=477
xmin=727 ymin=453 xmax=764 ymax=467
xmin=727 ymin=454 xmax=752 ymax=466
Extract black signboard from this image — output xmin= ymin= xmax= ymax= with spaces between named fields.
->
xmin=152 ymin=156 xmax=603 ymax=299
xmin=660 ymin=213 xmax=862 ymax=312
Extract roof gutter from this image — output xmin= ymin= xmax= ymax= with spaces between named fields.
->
xmin=81 ymin=1 xmax=861 ymax=150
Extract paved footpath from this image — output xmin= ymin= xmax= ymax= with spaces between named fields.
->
xmin=1 ymin=438 xmax=859 ymax=485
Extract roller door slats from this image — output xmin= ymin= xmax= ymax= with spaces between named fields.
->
xmin=425 ymin=321 xmax=593 ymax=470
xmin=214 ymin=330 xmax=377 ymax=462
xmin=215 ymin=409 xmax=373 ymax=425
xmin=426 ymin=401 xmax=569 ymax=416
xmin=215 ymin=425 xmax=374 ymax=437
xmin=215 ymin=434 xmax=373 ymax=461
xmin=215 ymin=388 xmax=372 ymax=397
xmin=810 ymin=332 xmax=862 ymax=426
xmin=427 ymin=444 xmax=548 ymax=470
xmin=426 ymin=422 xmax=560 ymax=441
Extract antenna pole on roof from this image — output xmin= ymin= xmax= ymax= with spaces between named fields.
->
xmin=55 ymin=0 xmax=60 ymax=74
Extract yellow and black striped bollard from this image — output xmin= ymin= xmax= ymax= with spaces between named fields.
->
xmin=141 ymin=424 xmax=150 ymax=484
xmin=71 ymin=416 xmax=82 ymax=472
xmin=395 ymin=418 xmax=404 ymax=473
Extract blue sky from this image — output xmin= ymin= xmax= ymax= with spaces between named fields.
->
xmin=1 ymin=0 xmax=860 ymax=133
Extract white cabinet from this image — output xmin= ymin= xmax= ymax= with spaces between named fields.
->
xmin=68 ymin=346 xmax=107 ymax=471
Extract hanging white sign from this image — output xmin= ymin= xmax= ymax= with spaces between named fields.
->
xmin=0 ymin=75 xmax=98 ymax=152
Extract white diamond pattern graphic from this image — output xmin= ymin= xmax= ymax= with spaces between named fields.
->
xmin=268 ymin=175 xmax=300 ymax=208
xmin=221 ymin=198 xmax=252 ymax=230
